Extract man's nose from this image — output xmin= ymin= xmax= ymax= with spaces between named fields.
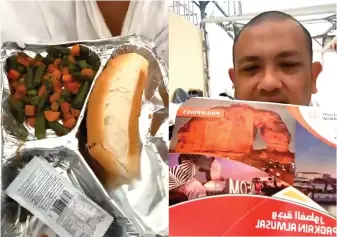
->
xmin=257 ymin=68 xmax=282 ymax=92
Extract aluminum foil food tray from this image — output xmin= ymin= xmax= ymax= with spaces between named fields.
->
xmin=1 ymin=35 xmax=169 ymax=237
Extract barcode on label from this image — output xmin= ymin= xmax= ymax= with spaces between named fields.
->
xmin=52 ymin=190 xmax=73 ymax=216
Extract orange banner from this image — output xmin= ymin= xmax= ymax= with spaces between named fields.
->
xmin=177 ymin=107 xmax=224 ymax=118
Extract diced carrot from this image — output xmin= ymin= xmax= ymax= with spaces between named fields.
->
xmin=26 ymin=117 xmax=35 ymax=127
xmin=13 ymin=91 xmax=23 ymax=100
xmin=63 ymin=112 xmax=73 ymax=121
xmin=52 ymin=70 xmax=61 ymax=80
xmin=71 ymin=108 xmax=81 ymax=118
xmin=51 ymin=102 xmax=59 ymax=111
xmin=16 ymin=84 xmax=27 ymax=95
xmin=51 ymin=77 xmax=62 ymax=89
xmin=68 ymin=55 xmax=76 ymax=64
xmin=65 ymin=82 xmax=81 ymax=94
xmin=47 ymin=64 xmax=58 ymax=73
xmin=44 ymin=111 xmax=60 ymax=122
xmin=25 ymin=105 xmax=35 ymax=116
xmin=60 ymin=102 xmax=71 ymax=113
xmin=13 ymin=84 xmax=26 ymax=99
xmin=26 ymin=56 xmax=34 ymax=63
xmin=49 ymin=93 xmax=61 ymax=103
xmin=54 ymin=58 xmax=62 ymax=68
xmin=62 ymin=74 xmax=72 ymax=83
xmin=81 ymin=68 xmax=94 ymax=78
xmin=70 ymin=44 xmax=80 ymax=56
xmin=8 ymin=69 xmax=21 ymax=81
xmin=61 ymin=67 xmax=69 ymax=75
xmin=38 ymin=85 xmax=47 ymax=97
xmin=63 ymin=117 xmax=76 ymax=129
xmin=53 ymin=85 xmax=62 ymax=93
xmin=16 ymin=56 xmax=31 ymax=67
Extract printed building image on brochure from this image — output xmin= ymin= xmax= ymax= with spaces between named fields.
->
xmin=169 ymin=98 xmax=337 ymax=236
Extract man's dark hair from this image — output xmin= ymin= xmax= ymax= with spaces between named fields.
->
xmin=232 ymin=11 xmax=313 ymax=64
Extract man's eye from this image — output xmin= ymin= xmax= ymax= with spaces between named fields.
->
xmin=242 ymin=65 xmax=259 ymax=71
xmin=280 ymin=62 xmax=299 ymax=68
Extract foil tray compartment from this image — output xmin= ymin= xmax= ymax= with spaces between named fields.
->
xmin=1 ymin=44 xmax=102 ymax=142
xmin=1 ymin=146 xmax=134 ymax=237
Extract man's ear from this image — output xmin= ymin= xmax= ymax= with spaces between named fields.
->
xmin=229 ymin=68 xmax=236 ymax=85
xmin=311 ymin=61 xmax=322 ymax=94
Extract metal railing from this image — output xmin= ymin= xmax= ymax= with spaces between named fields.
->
xmin=169 ymin=1 xmax=201 ymax=26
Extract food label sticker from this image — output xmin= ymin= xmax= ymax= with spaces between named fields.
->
xmin=5 ymin=156 xmax=114 ymax=237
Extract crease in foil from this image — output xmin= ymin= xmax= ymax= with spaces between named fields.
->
xmin=1 ymin=34 xmax=168 ymax=237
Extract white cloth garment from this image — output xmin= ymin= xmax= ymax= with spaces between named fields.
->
xmin=1 ymin=1 xmax=168 ymax=236
xmin=1 ymin=0 xmax=168 ymax=65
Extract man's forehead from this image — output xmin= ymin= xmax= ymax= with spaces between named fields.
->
xmin=234 ymin=20 xmax=309 ymax=62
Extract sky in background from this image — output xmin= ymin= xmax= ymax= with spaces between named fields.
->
xmin=295 ymin=123 xmax=336 ymax=177
xmin=205 ymin=1 xmax=337 ymax=104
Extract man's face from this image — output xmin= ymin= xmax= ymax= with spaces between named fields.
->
xmin=229 ymin=20 xmax=322 ymax=105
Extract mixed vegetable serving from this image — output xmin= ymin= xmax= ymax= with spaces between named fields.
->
xmin=5 ymin=44 xmax=100 ymax=139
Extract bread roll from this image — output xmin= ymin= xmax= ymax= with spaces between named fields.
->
xmin=87 ymin=53 xmax=149 ymax=186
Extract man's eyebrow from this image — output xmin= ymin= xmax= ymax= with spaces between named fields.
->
xmin=277 ymin=50 xmax=301 ymax=58
xmin=237 ymin=56 xmax=260 ymax=65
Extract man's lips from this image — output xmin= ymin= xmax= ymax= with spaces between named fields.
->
xmin=256 ymin=98 xmax=288 ymax=104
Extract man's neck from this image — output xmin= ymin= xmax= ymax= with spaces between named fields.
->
xmin=97 ymin=1 xmax=130 ymax=36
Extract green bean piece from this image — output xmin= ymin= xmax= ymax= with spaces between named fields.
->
xmin=17 ymin=64 xmax=26 ymax=74
xmin=30 ymin=96 xmax=41 ymax=106
xmin=60 ymin=55 xmax=69 ymax=66
xmin=73 ymin=81 xmax=89 ymax=109
xmin=87 ymin=54 xmax=101 ymax=71
xmin=9 ymin=107 xmax=25 ymax=124
xmin=6 ymin=55 xmax=18 ymax=72
xmin=8 ymin=97 xmax=24 ymax=110
xmin=34 ymin=53 xmax=44 ymax=61
xmin=47 ymin=46 xmax=70 ymax=57
xmin=68 ymin=63 xmax=78 ymax=72
xmin=22 ymin=96 xmax=31 ymax=104
xmin=57 ymin=46 xmax=71 ymax=55
xmin=42 ymin=78 xmax=52 ymax=88
xmin=48 ymin=122 xmax=69 ymax=136
xmin=33 ymin=64 xmax=46 ymax=87
xmin=22 ymin=96 xmax=41 ymax=106
xmin=43 ymin=54 xmax=55 ymax=66
xmin=61 ymin=88 xmax=71 ymax=97
xmin=35 ymin=113 xmax=47 ymax=139
xmin=77 ymin=60 xmax=88 ymax=69
xmin=37 ymin=87 xmax=52 ymax=112
xmin=25 ymin=66 xmax=34 ymax=89
xmin=27 ymin=89 xmax=37 ymax=97
xmin=79 ymin=45 xmax=90 ymax=57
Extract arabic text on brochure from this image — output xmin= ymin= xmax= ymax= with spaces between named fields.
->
xmin=255 ymin=211 xmax=336 ymax=235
